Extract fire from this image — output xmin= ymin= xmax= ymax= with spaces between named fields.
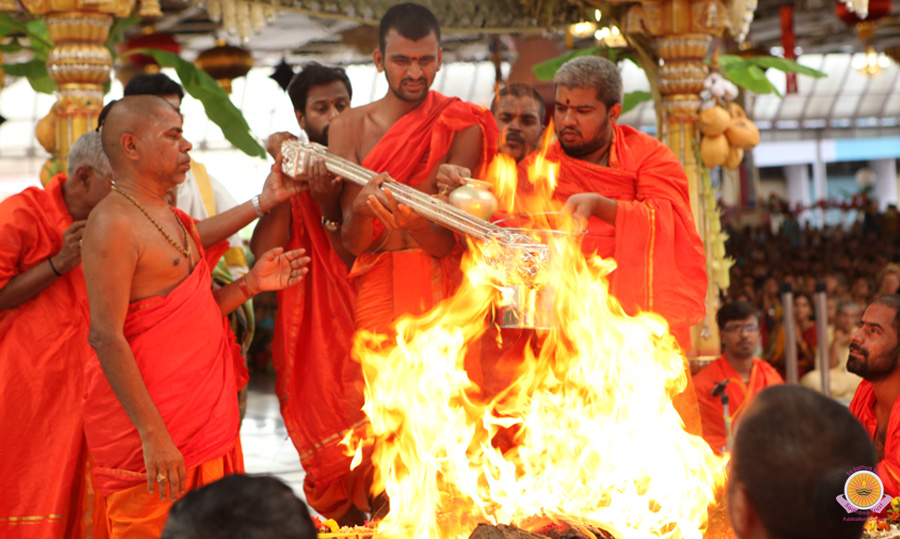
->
xmin=346 ymin=143 xmax=726 ymax=539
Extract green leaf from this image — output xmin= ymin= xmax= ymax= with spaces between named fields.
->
xmin=0 ymin=14 xmax=30 ymax=37
xmin=622 ymin=90 xmax=652 ymax=115
xmin=1 ymin=59 xmax=56 ymax=94
xmin=107 ymin=15 xmax=141 ymax=57
xmin=725 ymin=63 xmax=780 ymax=97
xmin=0 ymin=40 xmax=25 ymax=53
xmin=748 ymin=55 xmax=827 ymax=78
xmin=532 ymin=47 xmax=605 ymax=81
xmin=24 ymin=19 xmax=52 ymax=54
xmin=122 ymin=48 xmax=266 ymax=159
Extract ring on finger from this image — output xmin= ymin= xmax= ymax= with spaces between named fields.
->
xmin=157 ymin=473 xmax=166 ymax=482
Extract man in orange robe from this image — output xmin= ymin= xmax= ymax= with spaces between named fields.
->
xmin=324 ymin=3 xmax=497 ymax=515
xmin=82 ymin=96 xmax=309 ymax=538
xmin=693 ymin=301 xmax=783 ymax=454
xmin=848 ymin=295 xmax=900 ymax=497
xmin=0 ymin=132 xmax=111 ymax=539
xmin=251 ymin=63 xmax=367 ymax=524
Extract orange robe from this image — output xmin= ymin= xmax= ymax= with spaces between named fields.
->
xmin=349 ymin=90 xmax=499 ymax=334
xmin=850 ymin=381 xmax=900 ymax=497
xmin=82 ymin=210 xmax=244 ymax=536
xmin=0 ymin=174 xmax=106 ymax=539
xmin=272 ymin=191 xmax=364 ymax=519
xmin=693 ymin=356 xmax=783 ymax=454
xmin=526 ymin=127 xmax=707 ymax=348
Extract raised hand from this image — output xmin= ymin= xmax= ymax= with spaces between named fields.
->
xmin=246 ymin=248 xmax=310 ymax=292
xmin=259 ymin=155 xmax=306 ymax=211
xmin=52 ymin=220 xmax=87 ymax=273
xmin=266 ymin=131 xmax=298 ymax=160
xmin=142 ymin=430 xmax=186 ymax=502
xmin=308 ymin=157 xmax=343 ymax=212
xmin=436 ymin=164 xmax=470 ymax=200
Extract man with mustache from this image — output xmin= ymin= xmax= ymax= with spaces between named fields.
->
xmin=493 ymin=83 xmax=545 ymax=163
xmin=251 ymin=63 xmax=367 ymax=525
xmin=692 ymin=300 xmax=783 ymax=454
xmin=848 ymin=294 xmax=900 ymax=498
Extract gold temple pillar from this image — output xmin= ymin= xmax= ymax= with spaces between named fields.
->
xmin=623 ymin=0 xmax=729 ymax=358
xmin=3 ymin=0 xmax=137 ymax=167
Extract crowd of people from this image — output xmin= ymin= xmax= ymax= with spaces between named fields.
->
xmin=0 ymin=2 xmax=896 ymax=539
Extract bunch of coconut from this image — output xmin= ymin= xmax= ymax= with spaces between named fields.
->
xmin=699 ymin=72 xmax=760 ymax=170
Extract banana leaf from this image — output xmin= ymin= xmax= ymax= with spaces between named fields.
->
xmin=120 ymin=48 xmax=267 ymax=159
xmin=622 ymin=90 xmax=651 ymax=115
xmin=716 ymin=54 xmax=826 ymax=98
xmin=0 ymin=59 xmax=55 ymax=94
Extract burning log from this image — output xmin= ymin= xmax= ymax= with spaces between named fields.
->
xmin=468 ymin=518 xmax=617 ymax=539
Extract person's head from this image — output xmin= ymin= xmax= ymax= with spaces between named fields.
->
xmin=848 ymin=295 xmax=900 ymax=382
xmin=286 ymin=62 xmax=352 ymax=145
xmin=490 ymin=83 xmax=545 ymax=163
xmin=64 ymin=131 xmax=113 ymax=219
xmin=552 ymin=56 xmax=622 ymax=160
xmin=793 ymin=292 xmax=813 ymax=324
xmin=123 ymin=73 xmax=184 ymax=110
xmin=826 ymin=296 xmax=838 ymax=325
xmin=878 ymin=264 xmax=900 ymax=295
xmin=101 ymin=95 xmax=192 ymax=189
xmin=374 ymin=3 xmax=441 ymax=104
xmin=836 ymin=301 xmax=862 ymax=334
xmin=716 ymin=301 xmax=760 ymax=362
xmin=728 ymin=385 xmax=876 ymax=539
xmin=160 ymin=474 xmax=317 ymax=539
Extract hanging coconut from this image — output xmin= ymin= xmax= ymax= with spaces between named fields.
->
xmin=35 ymin=103 xmax=57 ymax=154
xmin=728 ymin=102 xmax=746 ymax=120
xmin=726 ymin=118 xmax=760 ymax=149
xmin=724 ymin=146 xmax=744 ymax=169
xmin=699 ymin=105 xmax=732 ymax=137
xmin=701 ymin=134 xmax=730 ymax=168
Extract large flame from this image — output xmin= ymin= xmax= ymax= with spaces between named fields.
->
xmin=346 ymin=144 xmax=726 ymax=539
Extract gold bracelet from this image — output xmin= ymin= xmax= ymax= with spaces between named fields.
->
xmin=238 ymin=276 xmax=254 ymax=300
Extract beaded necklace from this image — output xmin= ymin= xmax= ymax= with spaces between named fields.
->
xmin=112 ymin=185 xmax=192 ymax=259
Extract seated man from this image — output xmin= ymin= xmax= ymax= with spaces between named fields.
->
xmin=160 ymin=475 xmax=316 ymax=539
xmin=801 ymin=300 xmax=863 ymax=401
xmin=848 ymin=294 xmax=900 ymax=498
xmin=0 ymin=131 xmax=111 ymax=539
xmin=729 ymin=385 xmax=876 ymax=539
xmin=693 ymin=300 xmax=782 ymax=454
xmin=82 ymin=95 xmax=309 ymax=538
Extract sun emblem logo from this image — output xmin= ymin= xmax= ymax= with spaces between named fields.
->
xmin=845 ymin=470 xmax=885 ymax=510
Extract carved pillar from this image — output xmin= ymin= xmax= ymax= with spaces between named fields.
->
xmin=16 ymin=0 xmax=135 ymax=167
xmin=624 ymin=0 xmax=729 ymax=358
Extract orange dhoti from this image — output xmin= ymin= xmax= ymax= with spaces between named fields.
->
xmin=851 ymin=381 xmax=900 ymax=497
xmin=83 ymin=211 xmax=243 ymax=534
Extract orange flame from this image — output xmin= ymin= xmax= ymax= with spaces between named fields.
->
xmin=348 ymin=147 xmax=726 ymax=539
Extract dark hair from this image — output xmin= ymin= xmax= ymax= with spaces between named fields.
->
xmin=732 ymin=386 xmax=876 ymax=539
xmin=872 ymin=294 xmax=900 ymax=337
xmin=159 ymin=475 xmax=316 ymax=539
xmin=378 ymin=3 xmax=440 ymax=53
xmin=286 ymin=62 xmax=352 ymax=114
xmin=123 ymin=73 xmax=185 ymax=100
xmin=715 ymin=300 xmax=759 ymax=331
xmin=96 ymin=99 xmax=118 ymax=132
xmin=490 ymin=83 xmax=546 ymax=124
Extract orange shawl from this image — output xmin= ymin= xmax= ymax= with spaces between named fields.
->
xmin=850 ymin=381 xmax=900 ymax=497
xmin=692 ymin=355 xmax=783 ymax=454
xmin=83 ymin=210 xmax=241 ymax=495
xmin=0 ymin=174 xmax=105 ymax=538
xmin=524 ymin=126 xmax=707 ymax=348
xmin=272 ymin=191 xmax=362 ymax=491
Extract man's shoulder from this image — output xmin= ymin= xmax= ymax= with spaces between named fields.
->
xmin=752 ymin=358 xmax=782 ymax=380
xmin=615 ymin=124 xmax=678 ymax=167
xmin=86 ymin=193 xmax=137 ymax=235
xmin=692 ymin=357 xmax=728 ymax=388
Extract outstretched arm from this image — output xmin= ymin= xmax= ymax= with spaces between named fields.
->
xmin=196 ymin=156 xmax=303 ymax=248
xmin=213 ymin=247 xmax=310 ymax=315
xmin=83 ymin=209 xmax=186 ymax=502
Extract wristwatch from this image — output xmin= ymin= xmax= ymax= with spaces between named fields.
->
xmin=321 ymin=216 xmax=342 ymax=232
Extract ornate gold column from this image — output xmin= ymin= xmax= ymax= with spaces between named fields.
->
xmin=11 ymin=0 xmax=135 ymax=167
xmin=623 ymin=0 xmax=729 ymax=358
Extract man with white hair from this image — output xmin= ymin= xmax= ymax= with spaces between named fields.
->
xmin=0 ymin=131 xmax=112 ymax=538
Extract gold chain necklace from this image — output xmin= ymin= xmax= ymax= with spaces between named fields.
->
xmin=112 ymin=185 xmax=192 ymax=259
